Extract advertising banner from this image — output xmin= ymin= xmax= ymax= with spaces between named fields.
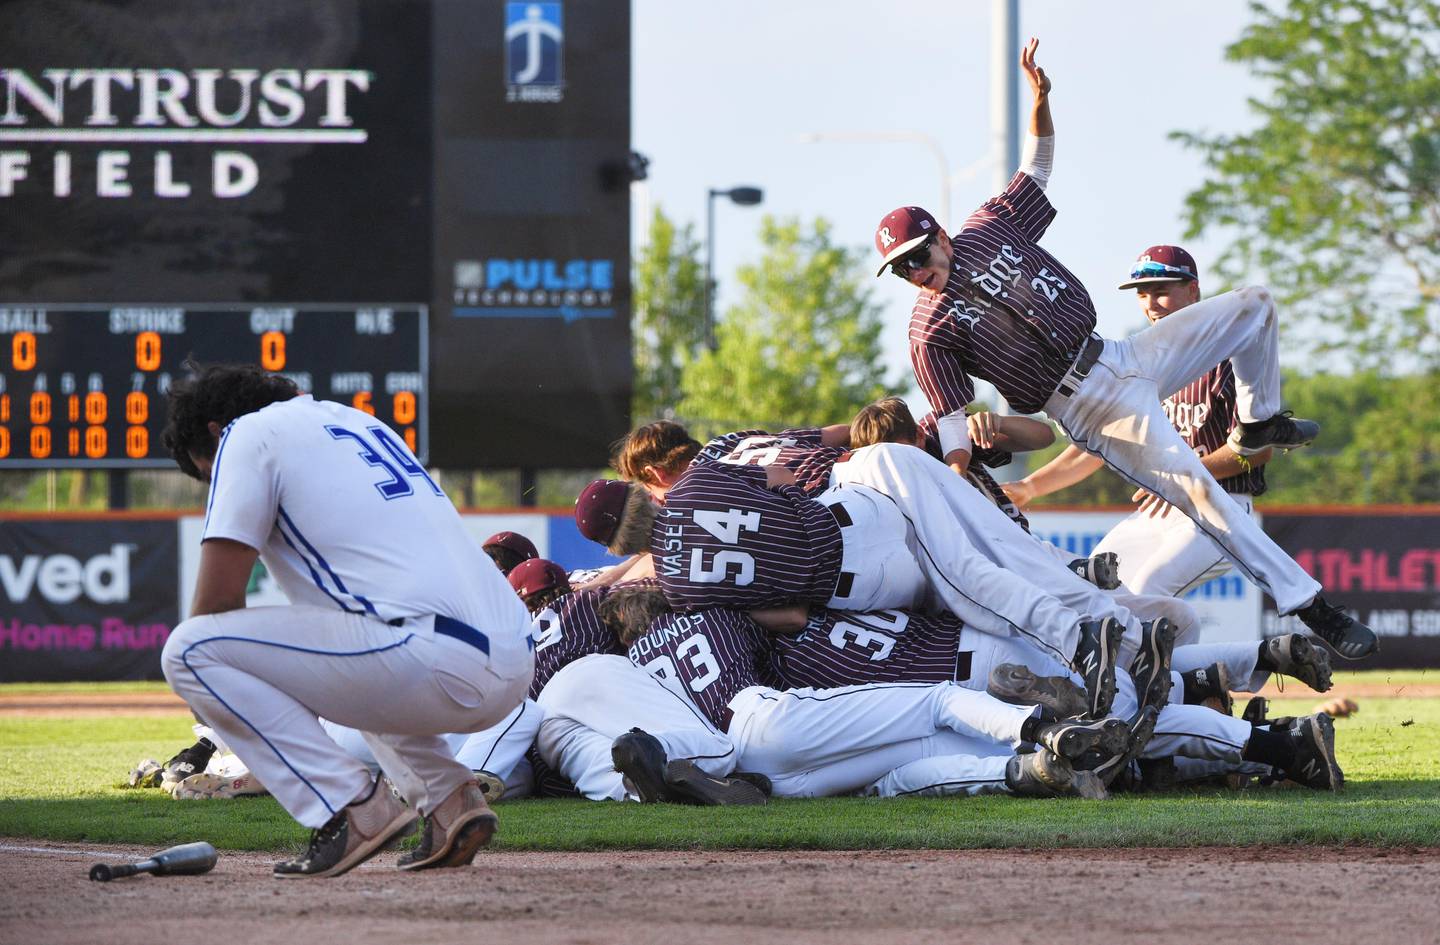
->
xmin=1262 ymin=512 xmax=1440 ymax=669
xmin=0 ymin=518 xmax=178 ymax=681
xmin=1027 ymin=510 xmax=1264 ymax=644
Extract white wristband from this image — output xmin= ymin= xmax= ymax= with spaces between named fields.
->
xmin=1019 ymin=133 xmax=1054 ymax=188
xmin=937 ymin=412 xmax=972 ymax=459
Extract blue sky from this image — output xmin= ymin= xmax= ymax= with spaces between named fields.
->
xmin=632 ymin=0 xmax=1269 ymax=405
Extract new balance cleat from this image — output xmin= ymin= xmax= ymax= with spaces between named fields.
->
xmin=988 ymin=663 xmax=1090 ymax=719
xmin=663 ymin=760 xmax=768 ymax=806
xmin=1180 ymin=662 xmax=1233 ymax=716
xmin=611 ymin=728 xmax=671 ymax=803
xmin=1262 ymin=633 xmax=1333 ymax=692
xmin=1068 ymin=552 xmax=1121 ymax=590
xmin=1129 ymin=617 xmax=1178 ymax=712
xmin=1005 ymin=750 xmax=1108 ymax=800
xmin=1285 ymin=713 xmax=1343 ymax=791
xmin=1033 ymin=717 xmax=1131 ymax=761
xmin=1072 ymin=617 xmax=1123 ymax=719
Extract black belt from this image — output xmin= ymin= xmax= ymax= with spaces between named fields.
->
xmin=1053 ymin=334 xmax=1104 ymax=399
xmin=955 ymin=650 xmax=973 ymax=683
xmin=826 ymin=501 xmax=857 ymax=599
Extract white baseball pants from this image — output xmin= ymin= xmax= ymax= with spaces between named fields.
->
xmin=1172 ymin=641 xmax=1268 ymax=693
xmin=1095 ymin=493 xmax=1255 ymax=600
xmin=863 ymin=729 xmax=1013 ymax=798
xmin=319 ymin=698 xmax=544 ymax=792
xmin=1044 ymin=286 xmax=1321 ymax=613
xmin=726 ymin=680 xmax=1036 ymax=797
xmin=535 ymin=654 xmax=736 ymax=801
xmin=828 ymin=446 xmax=1083 ymax=668
xmin=162 ymin=605 xmax=533 ymax=828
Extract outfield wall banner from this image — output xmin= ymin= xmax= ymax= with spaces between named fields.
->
xmin=1026 ymin=510 xmax=1264 ymax=645
xmin=1262 ymin=512 xmax=1440 ymax=669
xmin=0 ymin=519 xmax=178 ymax=681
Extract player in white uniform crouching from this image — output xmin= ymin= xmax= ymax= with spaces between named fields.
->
xmin=159 ymin=363 xmax=534 ymax=878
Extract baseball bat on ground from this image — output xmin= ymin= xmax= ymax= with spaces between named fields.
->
xmin=89 ymin=842 xmax=218 ymax=881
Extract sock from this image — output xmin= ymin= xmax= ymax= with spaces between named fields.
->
xmin=1241 ymin=726 xmax=1297 ymax=770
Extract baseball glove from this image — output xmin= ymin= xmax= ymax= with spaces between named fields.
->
xmin=1315 ymin=696 xmax=1358 ymax=718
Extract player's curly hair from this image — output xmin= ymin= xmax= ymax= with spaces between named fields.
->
xmin=161 ymin=359 xmax=299 ymax=481
xmin=850 ymin=397 xmax=919 ymax=449
xmin=522 ymin=582 xmax=571 ymax=615
xmin=597 ymin=583 xmax=673 ymax=646
xmin=614 ymin=421 xmax=702 ymax=485
xmin=608 ymin=483 xmax=658 ymax=557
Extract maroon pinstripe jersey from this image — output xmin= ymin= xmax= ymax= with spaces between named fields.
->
xmin=652 ymin=463 xmax=843 ymax=611
xmin=694 ymin=427 xmax=842 ymax=496
xmin=528 ymin=585 xmax=625 ymax=698
xmin=917 ymin=412 xmax=1031 ymax=532
xmin=1164 ymin=360 xmax=1266 ymax=496
xmin=627 ymin=608 xmax=773 ymax=731
xmin=769 ymin=608 xmax=971 ymax=688
xmin=910 ymin=172 xmax=1097 ymax=416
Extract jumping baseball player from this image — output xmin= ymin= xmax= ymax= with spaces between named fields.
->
xmin=604 ymin=585 xmax=1117 ymax=800
xmin=158 ymin=362 xmax=534 ymax=877
xmin=875 ymin=38 xmax=1375 ymax=659
xmin=1007 ymin=245 xmax=1274 ymax=603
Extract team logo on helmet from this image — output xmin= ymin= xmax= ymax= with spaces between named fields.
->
xmin=879 ymin=227 xmax=896 ymax=248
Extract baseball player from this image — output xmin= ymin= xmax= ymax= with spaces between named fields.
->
xmin=875 ymin=38 xmax=1375 ymax=659
xmin=511 ymin=559 xmax=761 ymax=804
xmin=482 ymin=530 xmax=540 ymax=576
xmin=762 ymin=604 xmax=1341 ymax=790
xmin=604 ymin=585 xmax=1117 ymax=799
xmin=159 ymin=362 xmax=534 ymax=877
xmin=575 ymin=466 xmax=1127 ymax=719
xmin=617 ymin=419 xmax=848 ymax=500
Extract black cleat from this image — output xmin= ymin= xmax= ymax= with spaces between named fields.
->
xmin=1261 ymin=633 xmax=1333 ymax=691
xmin=1072 ymin=617 xmax=1123 ymax=719
xmin=1076 ymin=705 xmax=1160 ymax=788
xmin=1129 ymin=618 xmax=1178 ymax=713
xmin=988 ymin=663 xmax=1090 ymax=719
xmin=729 ymin=771 xmax=774 ymax=796
xmin=1294 ymin=596 xmax=1378 ymax=660
xmin=1004 ymin=750 xmax=1108 ymax=799
xmin=1180 ymin=662 xmax=1233 ymax=716
xmin=161 ymin=738 xmax=217 ymax=787
xmin=1226 ymin=410 xmax=1320 ymax=456
xmin=612 ymin=729 xmax=767 ymax=805
xmin=1068 ymin=552 xmax=1121 ymax=590
xmin=1285 ymin=713 xmax=1343 ymax=791
xmin=611 ymin=729 xmax=671 ymax=803
xmin=1033 ymin=717 xmax=1130 ymax=761
xmin=663 ymin=760 xmax=768 ymax=806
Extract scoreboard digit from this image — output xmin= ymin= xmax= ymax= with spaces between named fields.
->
xmin=0 ymin=304 xmax=427 ymax=468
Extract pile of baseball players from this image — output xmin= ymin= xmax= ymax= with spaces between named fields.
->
xmin=145 ymin=39 xmax=1375 ymax=879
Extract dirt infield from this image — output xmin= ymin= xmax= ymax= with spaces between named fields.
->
xmin=0 ymin=692 xmax=189 ymax=716
xmin=4 ymin=676 xmax=1435 ymax=716
xmin=3 ymin=841 xmax=1438 ymax=945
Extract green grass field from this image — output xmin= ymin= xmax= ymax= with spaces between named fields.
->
xmin=1 ymin=676 xmax=1437 ymax=853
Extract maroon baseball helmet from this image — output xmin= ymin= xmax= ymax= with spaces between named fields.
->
xmin=874 ymin=206 xmax=940 ymax=276
xmin=507 ymin=558 xmax=568 ymax=598
xmin=482 ymin=530 xmax=539 ymax=562
xmin=1117 ymin=245 xmax=1199 ymax=289
xmin=575 ymin=478 xmax=631 ymax=546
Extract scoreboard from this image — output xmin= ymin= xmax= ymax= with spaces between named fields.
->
xmin=0 ymin=1 xmax=632 ymax=472
xmin=0 ymin=305 xmax=426 ymax=467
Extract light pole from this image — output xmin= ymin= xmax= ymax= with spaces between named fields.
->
xmin=705 ymin=185 xmax=764 ymax=349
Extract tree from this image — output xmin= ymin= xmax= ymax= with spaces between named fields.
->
xmin=1174 ymin=0 xmax=1440 ymax=369
xmin=676 ymin=217 xmax=894 ymax=436
xmin=631 ymin=206 xmax=706 ymax=422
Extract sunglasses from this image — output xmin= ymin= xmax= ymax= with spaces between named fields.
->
xmin=1129 ymin=260 xmax=1194 ymax=281
xmin=888 ymin=236 xmax=934 ymax=279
